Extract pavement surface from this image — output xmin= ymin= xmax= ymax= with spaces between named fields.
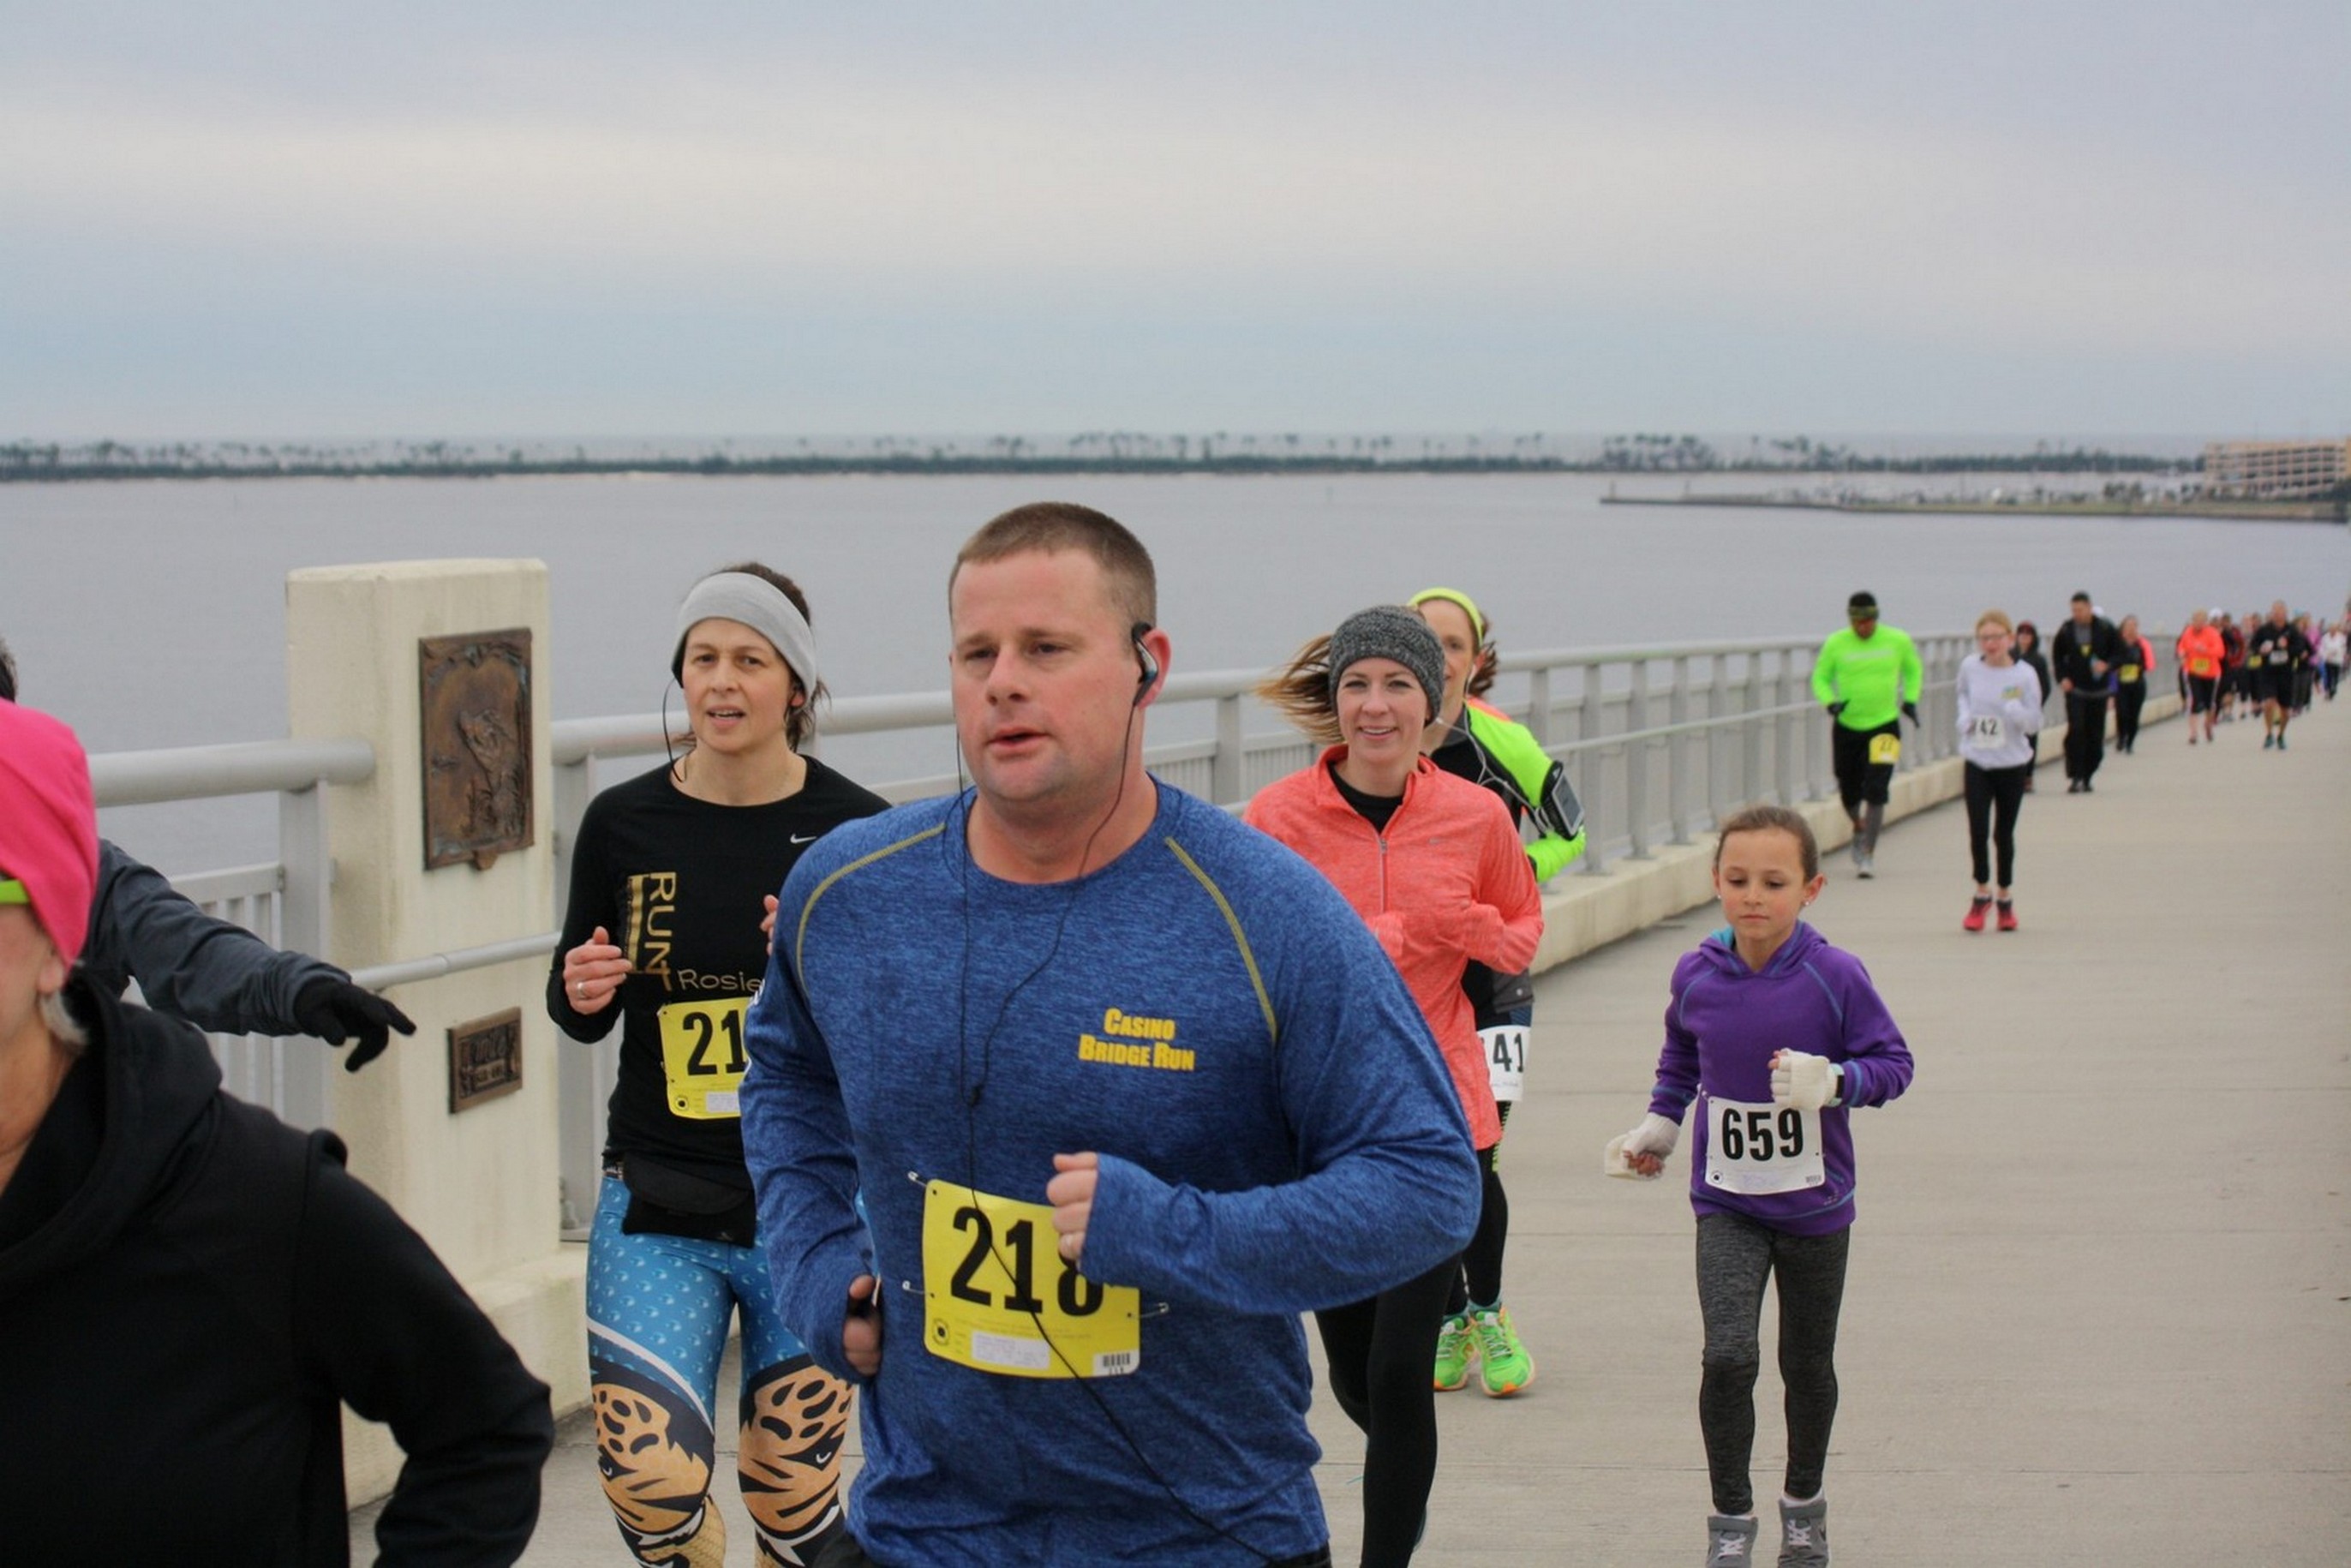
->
xmin=356 ymin=696 xmax=2350 ymax=1565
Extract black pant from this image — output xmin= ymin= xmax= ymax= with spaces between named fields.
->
xmin=1447 ymin=1122 xmax=1511 ymax=1315
xmin=1830 ymin=720 xmax=1899 ymax=812
xmin=1316 ymin=1256 xmax=1457 ymax=1568
xmin=2114 ymin=682 xmax=2146 ymax=750
xmin=1696 ymin=1213 xmax=1851 ymax=1517
xmin=1963 ymin=762 xmax=2029 ymax=887
xmin=2063 ymin=691 xmax=2109 ymax=781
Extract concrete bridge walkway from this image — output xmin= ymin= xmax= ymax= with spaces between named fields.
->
xmin=361 ymin=697 xmax=2348 ymax=1565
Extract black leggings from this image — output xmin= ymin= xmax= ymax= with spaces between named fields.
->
xmin=1445 ymin=1133 xmax=1509 ymax=1315
xmin=1696 ymin=1213 xmax=1851 ymax=1516
xmin=1963 ymin=761 xmax=2029 ymax=888
xmin=1315 ymin=1256 xmax=1457 ymax=1567
xmin=2114 ymin=681 xmax=2146 ymax=748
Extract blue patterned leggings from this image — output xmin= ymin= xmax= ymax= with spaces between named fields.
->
xmin=588 ymin=1176 xmax=850 ymax=1566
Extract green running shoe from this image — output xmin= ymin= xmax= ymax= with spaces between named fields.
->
xmin=1469 ymin=1305 xmax=1534 ymax=1397
xmin=1433 ymin=1313 xmax=1475 ymax=1391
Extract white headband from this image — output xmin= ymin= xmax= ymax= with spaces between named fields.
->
xmin=671 ymin=572 xmax=822 ymax=696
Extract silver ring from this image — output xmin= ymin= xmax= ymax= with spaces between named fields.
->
xmin=574 ymin=980 xmax=584 ymax=998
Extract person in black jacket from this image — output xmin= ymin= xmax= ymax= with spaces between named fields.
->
xmin=2049 ymin=592 xmax=2126 ymax=793
xmin=1 ymin=633 xmax=415 ymax=1067
xmin=0 ymin=697 xmax=553 ymax=1565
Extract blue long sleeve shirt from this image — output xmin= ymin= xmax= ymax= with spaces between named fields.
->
xmin=741 ymin=784 xmax=1479 ymax=1567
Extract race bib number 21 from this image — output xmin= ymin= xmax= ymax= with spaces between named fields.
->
xmin=658 ymin=996 xmax=748 ymax=1119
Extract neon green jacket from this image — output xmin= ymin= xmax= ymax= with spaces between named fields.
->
xmin=1431 ymin=697 xmax=1588 ymax=883
xmin=1811 ymin=625 xmax=1922 ymax=731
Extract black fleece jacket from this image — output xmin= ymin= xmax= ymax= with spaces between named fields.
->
xmin=0 ymin=976 xmax=552 ymax=1565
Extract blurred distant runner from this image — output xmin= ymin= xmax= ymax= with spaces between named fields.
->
xmin=2175 ymin=610 xmax=2224 ymax=745
xmin=2050 ymin=592 xmax=2124 ymax=792
xmin=2246 ymin=601 xmax=2311 ymax=751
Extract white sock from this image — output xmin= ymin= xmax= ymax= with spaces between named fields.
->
xmin=1781 ymin=1491 xmax=1822 ymax=1508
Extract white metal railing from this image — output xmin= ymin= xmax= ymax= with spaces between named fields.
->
xmin=94 ymin=629 xmax=2175 ymax=1203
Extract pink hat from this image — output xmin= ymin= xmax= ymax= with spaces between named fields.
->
xmin=0 ymin=701 xmax=99 ymax=966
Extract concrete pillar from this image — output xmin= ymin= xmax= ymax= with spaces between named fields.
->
xmin=284 ymin=560 xmax=585 ymax=1501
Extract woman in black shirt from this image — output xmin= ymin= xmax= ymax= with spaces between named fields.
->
xmin=550 ymin=563 xmax=887 ymax=1567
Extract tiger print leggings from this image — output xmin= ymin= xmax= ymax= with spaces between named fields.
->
xmin=588 ymin=1176 xmax=850 ymax=1567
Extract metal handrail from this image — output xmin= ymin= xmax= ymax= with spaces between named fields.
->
xmin=91 ymin=736 xmax=375 ymax=807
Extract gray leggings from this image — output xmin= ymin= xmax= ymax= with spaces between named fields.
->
xmin=1696 ymin=1212 xmax=1851 ymax=1515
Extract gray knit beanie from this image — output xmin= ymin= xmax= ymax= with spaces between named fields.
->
xmin=1327 ymin=605 xmax=1445 ymax=718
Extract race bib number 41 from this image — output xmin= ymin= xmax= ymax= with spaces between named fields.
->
xmin=658 ymin=996 xmax=748 ymax=1119
xmin=922 ymin=1182 xmax=1140 ymax=1379
xmin=1481 ymin=1023 xmax=1528 ymax=1103
xmin=1702 ymin=1094 xmax=1825 ymax=1196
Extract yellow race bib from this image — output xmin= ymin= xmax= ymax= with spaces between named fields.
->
xmin=658 ymin=996 xmax=749 ymax=1119
xmin=1867 ymin=733 xmax=1901 ymax=766
xmin=2121 ymin=664 xmax=2141 ymax=682
xmin=921 ymin=1181 xmax=1140 ymax=1379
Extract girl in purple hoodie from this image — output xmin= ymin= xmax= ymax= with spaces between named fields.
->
xmin=1606 ymin=804 xmax=1914 ymax=1567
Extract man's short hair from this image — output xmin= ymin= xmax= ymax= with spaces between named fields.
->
xmin=2071 ymin=591 xmax=2093 ymax=605
xmin=952 ymin=503 xmax=1158 ymax=630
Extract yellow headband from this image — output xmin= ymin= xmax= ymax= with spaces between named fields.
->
xmin=1408 ymin=586 xmax=1485 ymax=645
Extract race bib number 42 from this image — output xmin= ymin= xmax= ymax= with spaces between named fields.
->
xmin=1962 ymin=714 xmax=2007 ymax=753
xmin=1481 ymin=1023 xmax=1528 ymax=1103
xmin=1702 ymin=1094 xmax=1825 ymax=1195
xmin=922 ymin=1182 xmax=1140 ymax=1379
xmin=658 ymin=996 xmax=748 ymax=1119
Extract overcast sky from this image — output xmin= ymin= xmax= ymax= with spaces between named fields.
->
xmin=3 ymin=3 xmax=2344 ymax=443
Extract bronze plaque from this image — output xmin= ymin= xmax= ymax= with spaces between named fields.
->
xmin=422 ymin=628 xmax=534 ymax=870
xmin=449 ymin=1008 xmax=524 ymax=1113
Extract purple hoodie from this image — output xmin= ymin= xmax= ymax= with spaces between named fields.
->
xmin=1647 ymin=922 xmax=1913 ymax=1236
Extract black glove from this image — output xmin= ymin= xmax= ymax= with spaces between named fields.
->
xmin=1825 ymin=701 xmax=1847 ymax=718
xmin=293 ymin=978 xmax=417 ymax=1072
xmin=1901 ymin=701 xmax=1920 ymax=726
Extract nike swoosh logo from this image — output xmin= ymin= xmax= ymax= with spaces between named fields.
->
xmin=789 ymin=833 xmax=822 ymax=845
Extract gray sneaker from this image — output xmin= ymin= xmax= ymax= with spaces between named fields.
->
xmin=1852 ymin=848 xmax=1874 ymax=878
xmin=1778 ymin=1496 xmax=1829 ymax=1565
xmin=1707 ymin=1513 xmax=1760 ymax=1565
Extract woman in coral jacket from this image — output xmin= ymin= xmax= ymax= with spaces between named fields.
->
xmin=1247 ymin=604 xmax=1544 ymax=1568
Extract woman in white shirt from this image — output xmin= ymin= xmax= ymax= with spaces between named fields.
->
xmin=1954 ymin=610 xmax=2043 ymax=932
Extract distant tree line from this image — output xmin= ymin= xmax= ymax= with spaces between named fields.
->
xmin=0 ymin=433 xmax=2192 ymax=482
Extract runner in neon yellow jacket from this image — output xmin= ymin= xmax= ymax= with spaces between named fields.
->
xmin=1410 ymin=587 xmax=1585 ymax=1402
xmin=1811 ymin=591 xmax=1923 ymax=877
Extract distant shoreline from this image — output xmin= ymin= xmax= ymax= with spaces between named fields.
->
xmin=1600 ymin=492 xmax=2345 ymax=524
xmin=0 ymin=451 xmax=2204 ymax=485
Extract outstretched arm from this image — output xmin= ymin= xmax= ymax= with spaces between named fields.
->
xmin=87 ymin=840 xmax=348 ymax=1037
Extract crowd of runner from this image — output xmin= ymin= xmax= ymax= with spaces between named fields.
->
xmin=0 ymin=536 xmax=2336 ymax=1567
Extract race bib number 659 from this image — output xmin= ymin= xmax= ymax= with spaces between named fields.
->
xmin=1702 ymin=1093 xmax=1825 ymax=1195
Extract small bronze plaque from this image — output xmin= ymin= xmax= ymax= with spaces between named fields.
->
xmin=422 ymin=629 xmax=535 ymax=870
xmin=449 ymin=1008 xmax=524 ymax=1113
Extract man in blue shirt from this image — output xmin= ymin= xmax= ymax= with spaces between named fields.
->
xmin=741 ymin=504 xmax=1480 ymax=1567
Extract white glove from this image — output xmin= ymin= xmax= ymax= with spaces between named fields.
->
xmin=1604 ymin=1112 xmax=1682 ymax=1180
xmin=1770 ymin=1050 xmax=1841 ymax=1110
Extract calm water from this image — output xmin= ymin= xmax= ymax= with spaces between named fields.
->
xmin=5 ymin=472 xmax=2344 ymax=868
